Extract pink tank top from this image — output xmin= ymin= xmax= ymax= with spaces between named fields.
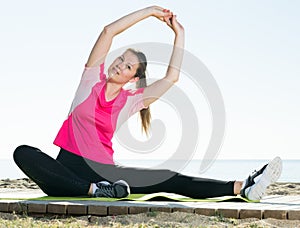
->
xmin=53 ymin=63 xmax=146 ymax=164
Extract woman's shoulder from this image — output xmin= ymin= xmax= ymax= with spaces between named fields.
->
xmin=122 ymin=87 xmax=144 ymax=97
xmin=82 ymin=62 xmax=106 ymax=81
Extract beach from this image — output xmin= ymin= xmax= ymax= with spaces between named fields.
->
xmin=1 ymin=178 xmax=300 ymax=227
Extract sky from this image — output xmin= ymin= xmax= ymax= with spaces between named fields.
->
xmin=0 ymin=0 xmax=300 ymax=166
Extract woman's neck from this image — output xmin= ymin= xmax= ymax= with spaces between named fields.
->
xmin=105 ymin=81 xmax=123 ymax=102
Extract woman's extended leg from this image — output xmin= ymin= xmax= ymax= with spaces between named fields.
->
xmin=82 ymin=161 xmax=237 ymax=199
xmin=89 ymin=161 xmax=278 ymax=200
xmin=108 ymin=158 xmax=281 ymax=200
xmin=13 ymin=145 xmax=91 ymax=196
xmin=137 ymin=174 xmax=235 ymax=198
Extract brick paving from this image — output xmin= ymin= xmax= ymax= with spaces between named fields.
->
xmin=0 ymin=189 xmax=300 ymax=220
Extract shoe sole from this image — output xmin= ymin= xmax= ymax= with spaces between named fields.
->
xmin=114 ymin=180 xmax=130 ymax=198
xmin=264 ymin=156 xmax=282 ymax=184
xmin=248 ymin=156 xmax=282 ymax=200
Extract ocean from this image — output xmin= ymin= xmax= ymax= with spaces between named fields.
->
xmin=1 ymin=159 xmax=299 ymax=183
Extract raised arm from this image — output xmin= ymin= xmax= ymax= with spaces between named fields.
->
xmin=86 ymin=6 xmax=172 ymax=67
xmin=143 ymin=15 xmax=185 ymax=107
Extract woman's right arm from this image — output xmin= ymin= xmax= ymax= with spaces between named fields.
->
xmin=86 ymin=6 xmax=172 ymax=67
xmin=142 ymin=16 xmax=185 ymax=107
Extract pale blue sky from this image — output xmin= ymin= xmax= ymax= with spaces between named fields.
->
xmin=0 ymin=0 xmax=299 ymax=162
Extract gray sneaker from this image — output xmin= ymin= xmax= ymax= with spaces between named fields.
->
xmin=93 ymin=180 xmax=130 ymax=198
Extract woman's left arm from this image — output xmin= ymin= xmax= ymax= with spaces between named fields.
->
xmin=143 ymin=15 xmax=185 ymax=107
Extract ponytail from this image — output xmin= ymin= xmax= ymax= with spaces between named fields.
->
xmin=127 ymin=48 xmax=151 ymax=135
xmin=136 ymin=73 xmax=151 ymax=136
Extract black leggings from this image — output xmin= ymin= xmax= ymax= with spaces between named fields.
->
xmin=13 ymin=145 xmax=235 ymax=198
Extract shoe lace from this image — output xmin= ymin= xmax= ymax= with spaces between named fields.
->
xmin=95 ymin=184 xmax=115 ymax=197
xmin=252 ymin=164 xmax=267 ymax=177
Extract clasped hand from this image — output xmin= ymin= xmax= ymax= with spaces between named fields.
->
xmin=148 ymin=6 xmax=184 ymax=35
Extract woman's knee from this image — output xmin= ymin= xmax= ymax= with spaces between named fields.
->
xmin=13 ymin=145 xmax=40 ymax=164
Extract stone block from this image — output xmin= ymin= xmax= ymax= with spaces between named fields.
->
xmin=264 ymin=210 xmax=287 ymax=219
xmin=28 ymin=203 xmax=47 ymax=213
xmin=239 ymin=209 xmax=262 ymax=219
xmin=0 ymin=202 xmax=8 ymax=212
xmin=129 ymin=206 xmax=149 ymax=214
xmin=8 ymin=202 xmax=27 ymax=214
xmin=288 ymin=210 xmax=300 ymax=220
xmin=48 ymin=203 xmax=67 ymax=214
xmin=172 ymin=207 xmax=194 ymax=213
xmin=194 ymin=208 xmax=216 ymax=216
xmin=67 ymin=204 xmax=87 ymax=215
xmin=108 ymin=206 xmax=128 ymax=215
xmin=88 ymin=205 xmax=108 ymax=216
xmin=217 ymin=209 xmax=239 ymax=219
xmin=150 ymin=207 xmax=172 ymax=213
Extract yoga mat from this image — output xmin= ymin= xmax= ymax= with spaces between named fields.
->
xmin=1 ymin=192 xmax=258 ymax=203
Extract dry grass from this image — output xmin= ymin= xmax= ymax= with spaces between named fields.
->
xmin=1 ymin=211 xmax=300 ymax=228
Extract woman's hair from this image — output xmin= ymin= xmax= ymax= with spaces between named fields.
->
xmin=127 ymin=48 xmax=151 ymax=135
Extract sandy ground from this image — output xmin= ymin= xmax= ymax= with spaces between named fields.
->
xmin=1 ymin=178 xmax=300 ymax=227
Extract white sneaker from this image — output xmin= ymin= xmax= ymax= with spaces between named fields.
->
xmin=240 ymin=157 xmax=282 ymax=201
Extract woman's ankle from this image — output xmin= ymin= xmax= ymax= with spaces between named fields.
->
xmin=234 ymin=181 xmax=243 ymax=195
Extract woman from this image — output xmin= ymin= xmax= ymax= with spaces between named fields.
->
xmin=13 ymin=6 xmax=282 ymax=200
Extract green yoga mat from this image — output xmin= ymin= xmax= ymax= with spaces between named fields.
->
xmin=25 ymin=192 xmax=258 ymax=203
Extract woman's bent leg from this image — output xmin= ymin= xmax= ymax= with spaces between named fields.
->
xmin=13 ymin=145 xmax=90 ymax=196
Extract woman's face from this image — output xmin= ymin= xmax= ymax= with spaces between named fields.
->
xmin=107 ymin=50 xmax=140 ymax=84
